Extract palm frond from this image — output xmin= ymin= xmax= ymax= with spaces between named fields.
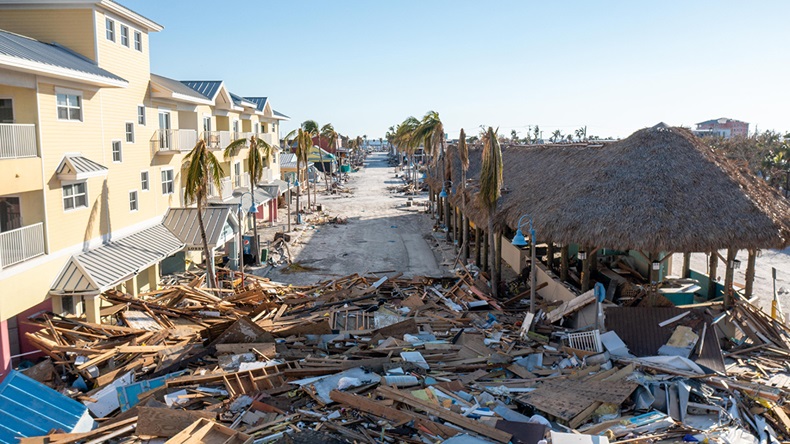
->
xmin=459 ymin=128 xmax=469 ymax=171
xmin=223 ymin=137 xmax=248 ymax=159
xmin=302 ymin=120 xmax=319 ymax=136
xmin=479 ymin=127 xmax=503 ymax=211
xmin=184 ymin=139 xmax=223 ymax=206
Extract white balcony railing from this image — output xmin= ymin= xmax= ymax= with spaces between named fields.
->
xmin=208 ymin=177 xmax=234 ymax=200
xmin=151 ymin=129 xmax=197 ymax=154
xmin=0 ymin=223 xmax=45 ymax=269
xmin=204 ymin=131 xmax=231 ymax=150
xmin=235 ymin=172 xmax=250 ymax=189
xmin=0 ymin=124 xmax=37 ymax=159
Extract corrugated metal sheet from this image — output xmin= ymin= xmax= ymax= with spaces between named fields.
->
xmin=604 ymin=306 xmax=725 ymax=373
xmin=50 ymin=224 xmax=184 ymax=294
xmin=0 ymin=30 xmax=125 ymax=83
xmin=280 ymin=152 xmax=298 ymax=170
xmin=162 ymin=207 xmax=235 ymax=249
xmin=150 ymin=73 xmax=210 ymax=102
xmin=273 ymin=110 xmax=290 ymax=119
xmin=244 ymin=97 xmax=267 ymax=112
xmin=229 ymin=92 xmax=255 ymax=108
xmin=56 ymin=155 xmax=108 ymax=176
xmin=180 ymin=80 xmax=223 ymax=100
xmin=0 ymin=371 xmax=94 ymax=443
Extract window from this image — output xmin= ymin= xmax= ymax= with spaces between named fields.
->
xmin=0 ymin=99 xmax=12 ymax=123
xmin=106 ymin=18 xmax=115 ymax=41
xmin=134 ymin=31 xmax=142 ymax=51
xmin=63 ymin=182 xmax=88 ymax=210
xmin=112 ymin=140 xmax=122 ymax=162
xmin=141 ymin=171 xmax=149 ymax=191
xmin=129 ymin=191 xmax=138 ymax=211
xmin=125 ymin=122 xmax=134 ymax=143
xmin=161 ymin=169 xmax=174 ymax=194
xmin=56 ymin=93 xmax=82 ymax=121
xmin=120 ymin=25 xmax=129 ymax=47
xmin=137 ymin=105 xmax=146 ymax=125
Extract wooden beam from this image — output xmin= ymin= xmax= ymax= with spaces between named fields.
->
xmin=708 ymin=251 xmax=719 ymax=300
xmin=560 ymin=244 xmax=569 ymax=282
xmin=723 ymin=247 xmax=736 ymax=308
xmin=745 ymin=249 xmax=756 ymax=299
xmin=681 ymin=252 xmax=691 ymax=278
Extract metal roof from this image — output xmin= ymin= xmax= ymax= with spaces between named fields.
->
xmin=0 ymin=370 xmax=94 ymax=443
xmin=209 ymin=188 xmax=273 ymax=207
xmin=150 ymin=73 xmax=211 ymax=103
xmin=56 ymin=154 xmax=108 ymax=180
xmin=50 ymin=224 xmax=184 ymax=294
xmin=180 ymin=80 xmax=223 ymax=101
xmin=273 ymin=110 xmax=290 ymax=119
xmin=162 ymin=207 xmax=237 ymax=250
xmin=0 ymin=29 xmax=126 ymax=85
xmin=244 ymin=97 xmax=267 ymax=112
xmin=280 ymin=152 xmax=299 ymax=170
xmin=229 ymin=92 xmax=255 ymax=108
xmin=258 ymin=179 xmax=294 ymax=196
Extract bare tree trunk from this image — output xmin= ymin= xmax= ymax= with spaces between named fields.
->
xmin=488 ymin=216 xmax=498 ymax=298
xmin=197 ymin=198 xmax=217 ymax=289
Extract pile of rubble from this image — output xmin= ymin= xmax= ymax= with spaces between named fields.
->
xmin=5 ymin=267 xmax=790 ymax=444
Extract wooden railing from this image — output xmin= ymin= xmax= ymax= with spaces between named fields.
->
xmin=0 ymin=222 xmax=45 ymax=268
xmin=0 ymin=124 xmax=37 ymax=159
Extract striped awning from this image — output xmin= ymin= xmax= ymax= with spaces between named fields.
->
xmin=50 ymin=224 xmax=184 ymax=295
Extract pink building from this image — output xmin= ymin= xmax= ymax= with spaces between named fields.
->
xmin=694 ymin=118 xmax=749 ymax=139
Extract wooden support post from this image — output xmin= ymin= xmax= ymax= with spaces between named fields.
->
xmin=482 ymin=229 xmax=489 ymax=273
xmin=475 ymin=226 xmax=482 ymax=266
xmin=682 ymin=252 xmax=691 ymax=279
xmin=724 ymin=247 xmax=736 ymax=308
xmin=560 ymin=244 xmax=569 ymax=282
xmin=581 ymin=246 xmax=591 ymax=292
xmin=649 ymin=252 xmax=660 ymax=283
xmin=495 ymin=233 xmax=502 ymax=291
xmin=708 ymin=251 xmax=719 ymax=300
xmin=745 ymin=249 xmax=756 ymax=299
xmin=546 ymin=241 xmax=555 ymax=271
xmin=462 ymin=215 xmax=470 ymax=261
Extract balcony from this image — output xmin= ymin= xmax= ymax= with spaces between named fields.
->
xmin=254 ymin=133 xmax=277 ymax=147
xmin=0 ymin=124 xmax=37 ymax=159
xmin=204 ymin=131 xmax=231 ymax=151
xmin=150 ymin=129 xmax=197 ymax=154
xmin=208 ymin=177 xmax=233 ymax=200
xmin=235 ymin=172 xmax=250 ymax=189
xmin=0 ymin=223 xmax=45 ymax=269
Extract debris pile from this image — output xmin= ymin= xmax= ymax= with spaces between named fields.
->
xmin=7 ymin=268 xmax=790 ymax=443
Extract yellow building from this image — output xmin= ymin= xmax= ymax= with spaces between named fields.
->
xmin=0 ymin=0 xmax=289 ymax=373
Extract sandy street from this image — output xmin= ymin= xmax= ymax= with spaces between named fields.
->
xmin=260 ymin=152 xmax=446 ymax=285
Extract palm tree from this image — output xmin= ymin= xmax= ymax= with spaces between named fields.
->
xmin=458 ymin=128 xmax=470 ymax=259
xmin=301 ymin=120 xmax=320 ymax=208
xmin=295 ymin=129 xmax=312 ymax=211
xmin=551 ymin=129 xmax=563 ymax=143
xmin=413 ymin=111 xmax=445 ymax=201
xmin=224 ymin=135 xmax=273 ymax=266
xmin=511 ymin=129 xmax=519 ymax=143
xmin=394 ymin=117 xmax=420 ymax=186
xmin=479 ymin=127 xmax=503 ymax=297
xmin=183 ymin=139 xmax=223 ymax=289
xmin=321 ymin=123 xmax=338 ymax=191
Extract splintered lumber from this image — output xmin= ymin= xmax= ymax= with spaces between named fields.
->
xmin=546 ymin=289 xmax=595 ymax=323
xmin=165 ymin=418 xmax=251 ymax=444
xmin=376 ymin=386 xmax=512 ymax=443
xmin=136 ymin=407 xmax=215 ymax=438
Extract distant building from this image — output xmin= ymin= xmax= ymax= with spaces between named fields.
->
xmin=694 ymin=118 xmax=749 ymax=139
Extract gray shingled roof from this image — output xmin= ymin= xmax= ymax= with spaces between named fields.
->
xmin=245 ymin=97 xmax=267 ymax=112
xmin=180 ymin=80 xmax=223 ymax=101
xmin=162 ymin=207 xmax=236 ymax=249
xmin=0 ymin=29 xmax=126 ymax=84
xmin=151 ymin=73 xmax=211 ymax=102
xmin=50 ymin=224 xmax=184 ymax=294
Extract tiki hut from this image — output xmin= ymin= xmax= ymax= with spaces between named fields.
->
xmin=436 ymin=124 xmax=790 ymax=301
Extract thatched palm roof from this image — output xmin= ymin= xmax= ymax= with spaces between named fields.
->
xmin=438 ymin=125 xmax=790 ymax=252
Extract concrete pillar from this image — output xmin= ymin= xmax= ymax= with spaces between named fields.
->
xmin=125 ymin=274 xmax=139 ymax=296
xmin=708 ymin=251 xmax=719 ymax=300
xmin=84 ymin=295 xmax=101 ymax=324
xmin=0 ymin=319 xmax=12 ymax=380
xmin=149 ymin=262 xmax=160 ymax=291
xmin=745 ymin=249 xmax=756 ymax=299
xmin=51 ymin=295 xmax=64 ymax=316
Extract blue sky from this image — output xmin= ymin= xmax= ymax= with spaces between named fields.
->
xmin=125 ymin=0 xmax=790 ymax=141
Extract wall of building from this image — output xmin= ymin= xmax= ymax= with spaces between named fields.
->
xmin=0 ymin=9 xmax=97 ymax=61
